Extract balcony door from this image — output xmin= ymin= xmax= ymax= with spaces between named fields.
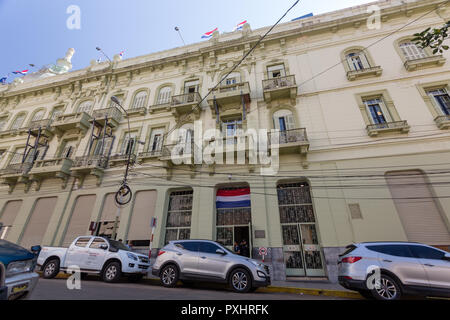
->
xmin=267 ymin=64 xmax=286 ymax=79
xmin=364 ymin=98 xmax=391 ymax=126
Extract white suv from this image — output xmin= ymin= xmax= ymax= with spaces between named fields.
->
xmin=338 ymin=242 xmax=450 ymax=300
xmin=152 ymin=240 xmax=270 ymax=293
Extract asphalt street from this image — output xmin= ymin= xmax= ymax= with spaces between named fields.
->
xmin=30 ymin=277 xmax=344 ymax=300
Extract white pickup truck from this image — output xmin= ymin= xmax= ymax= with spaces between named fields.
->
xmin=37 ymin=236 xmax=150 ymax=283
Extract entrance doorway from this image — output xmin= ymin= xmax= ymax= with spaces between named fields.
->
xmin=277 ymin=182 xmax=325 ymax=277
xmin=217 ymin=225 xmax=251 ymax=257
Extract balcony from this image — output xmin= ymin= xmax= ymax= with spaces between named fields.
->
xmin=138 ymin=149 xmax=163 ymax=163
xmin=404 ymin=55 xmax=446 ymax=71
xmin=126 ymin=107 xmax=147 ymax=117
xmin=159 ymin=142 xmax=197 ymax=165
xmin=262 ymin=75 xmax=297 ymax=104
xmin=346 ymin=66 xmax=383 ymax=81
xmin=52 ymin=112 xmax=92 ymax=137
xmin=0 ymin=128 xmax=28 ymax=138
xmin=109 ymin=153 xmax=137 ymax=166
xmin=207 ymin=82 xmax=251 ymax=115
xmin=366 ymin=121 xmax=410 ymax=137
xmin=171 ymin=93 xmax=202 ymax=117
xmin=71 ymin=155 xmax=108 ymax=184
xmin=28 ymin=119 xmax=53 ymax=137
xmin=29 ymin=158 xmax=73 ymax=185
xmin=91 ymin=106 xmax=123 ymax=128
xmin=434 ymin=115 xmax=450 ymax=129
xmin=0 ymin=162 xmax=33 ymax=185
xmin=268 ymin=128 xmax=309 ymax=155
xmin=149 ymin=102 xmax=171 ymax=114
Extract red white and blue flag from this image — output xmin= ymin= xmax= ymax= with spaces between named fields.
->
xmin=119 ymin=51 xmax=124 ymax=58
xmin=201 ymin=27 xmax=218 ymax=39
xmin=233 ymin=20 xmax=247 ymax=31
xmin=12 ymin=70 xmax=28 ymax=76
xmin=216 ymin=188 xmax=251 ymax=209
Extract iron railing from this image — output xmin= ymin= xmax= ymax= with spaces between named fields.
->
xmin=109 ymin=153 xmax=137 ymax=163
xmin=0 ymin=162 xmax=33 ymax=176
xmin=171 ymin=93 xmax=202 ymax=106
xmin=263 ymin=75 xmax=296 ymax=91
xmin=29 ymin=119 xmax=52 ymax=131
xmin=32 ymin=157 xmax=73 ymax=169
xmin=53 ymin=112 xmax=91 ymax=125
xmin=72 ymin=155 xmax=108 ymax=169
xmin=211 ymin=82 xmax=250 ymax=94
xmin=139 ymin=150 xmax=163 ymax=158
xmin=268 ymin=128 xmax=308 ymax=144
xmin=366 ymin=120 xmax=409 ymax=131
xmin=92 ymin=106 xmax=123 ymax=122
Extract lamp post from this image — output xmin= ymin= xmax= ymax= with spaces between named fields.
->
xmin=96 ymin=47 xmax=112 ymax=64
xmin=110 ymin=96 xmax=132 ymax=240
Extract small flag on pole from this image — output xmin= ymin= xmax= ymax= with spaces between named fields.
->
xmin=233 ymin=20 xmax=247 ymax=31
xmin=12 ymin=70 xmax=28 ymax=76
xmin=201 ymin=27 xmax=218 ymax=39
xmin=119 ymin=51 xmax=124 ymax=58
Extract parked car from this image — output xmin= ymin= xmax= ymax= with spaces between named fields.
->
xmin=37 ymin=236 xmax=150 ymax=283
xmin=338 ymin=241 xmax=450 ymax=300
xmin=0 ymin=240 xmax=41 ymax=300
xmin=152 ymin=240 xmax=271 ymax=293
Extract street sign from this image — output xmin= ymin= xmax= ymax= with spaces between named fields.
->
xmin=259 ymin=247 xmax=268 ymax=262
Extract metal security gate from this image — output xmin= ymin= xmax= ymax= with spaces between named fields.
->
xmin=277 ymin=182 xmax=325 ymax=277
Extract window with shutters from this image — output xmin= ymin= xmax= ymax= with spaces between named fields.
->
xmin=164 ymin=190 xmax=193 ymax=244
xmin=267 ymin=64 xmax=286 ymax=78
xmin=78 ymin=101 xmax=93 ymax=114
xmin=132 ymin=91 xmax=147 ymax=109
xmin=346 ymin=52 xmax=371 ymax=71
xmin=427 ymin=88 xmax=450 ymax=116
xmin=157 ymin=86 xmax=172 ymax=104
xmin=10 ymin=148 xmax=24 ymax=164
xmin=184 ymin=80 xmax=199 ymax=94
xmin=273 ymin=109 xmax=295 ymax=131
xmin=121 ymin=134 xmax=137 ymax=156
xmin=399 ymin=41 xmax=428 ymax=61
xmin=93 ymin=136 xmax=115 ymax=157
xmin=149 ymin=128 xmax=164 ymax=152
xmin=31 ymin=109 xmax=45 ymax=122
xmin=51 ymin=106 xmax=64 ymax=120
xmin=59 ymin=140 xmax=77 ymax=159
xmin=10 ymin=113 xmax=26 ymax=130
xmin=363 ymin=98 xmax=391 ymax=125
xmin=221 ymin=117 xmax=242 ymax=145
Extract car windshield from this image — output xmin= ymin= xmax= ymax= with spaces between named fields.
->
xmin=108 ymin=239 xmax=131 ymax=252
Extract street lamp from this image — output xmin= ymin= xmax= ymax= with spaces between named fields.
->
xmin=110 ymin=96 xmax=133 ymax=240
xmin=96 ymin=46 xmax=112 ymax=63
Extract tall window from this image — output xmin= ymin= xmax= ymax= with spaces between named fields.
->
xmin=267 ymin=64 xmax=286 ymax=78
xmin=225 ymin=72 xmax=241 ymax=85
xmin=60 ymin=140 xmax=77 ymax=158
xmin=364 ymin=98 xmax=390 ymax=125
xmin=120 ymin=134 xmax=136 ymax=156
xmin=132 ymin=91 xmax=147 ymax=109
xmin=31 ymin=110 xmax=45 ymax=122
xmin=10 ymin=148 xmax=25 ymax=164
xmin=78 ymin=101 xmax=93 ymax=114
xmin=427 ymin=88 xmax=450 ymax=116
xmin=10 ymin=114 xmax=26 ymax=130
xmin=221 ymin=117 xmax=242 ymax=145
xmin=149 ymin=128 xmax=164 ymax=152
xmin=51 ymin=107 xmax=64 ymax=120
xmin=346 ymin=52 xmax=370 ymax=71
xmin=273 ymin=110 xmax=295 ymax=131
xmin=399 ymin=41 xmax=427 ymax=61
xmin=157 ymin=86 xmax=172 ymax=104
xmin=184 ymin=80 xmax=199 ymax=94
xmin=165 ymin=190 xmax=193 ymax=244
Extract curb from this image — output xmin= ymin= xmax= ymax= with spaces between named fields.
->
xmin=38 ymin=272 xmax=361 ymax=299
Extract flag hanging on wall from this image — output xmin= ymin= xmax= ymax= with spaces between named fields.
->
xmin=201 ymin=27 xmax=218 ymax=39
xmin=233 ymin=20 xmax=247 ymax=31
xmin=216 ymin=188 xmax=251 ymax=209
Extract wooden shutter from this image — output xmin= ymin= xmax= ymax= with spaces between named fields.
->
xmin=0 ymin=200 xmax=23 ymax=240
xmin=20 ymin=197 xmax=57 ymax=248
xmin=386 ymin=171 xmax=450 ymax=246
xmin=127 ymin=191 xmax=157 ymax=242
xmin=285 ymin=114 xmax=295 ymax=130
xmin=62 ymin=195 xmax=97 ymax=246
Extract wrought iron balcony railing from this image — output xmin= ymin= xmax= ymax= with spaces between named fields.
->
xmin=92 ymin=106 xmax=123 ymax=122
xmin=366 ymin=120 xmax=410 ymax=136
xmin=268 ymin=128 xmax=309 ymax=145
xmin=72 ymin=155 xmax=109 ymax=169
xmin=171 ymin=92 xmax=202 ymax=106
xmin=0 ymin=162 xmax=33 ymax=176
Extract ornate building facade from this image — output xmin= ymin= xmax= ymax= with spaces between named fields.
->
xmin=0 ymin=0 xmax=450 ymax=282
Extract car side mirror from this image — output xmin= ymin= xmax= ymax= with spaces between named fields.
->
xmin=216 ymin=249 xmax=226 ymax=255
xmin=31 ymin=245 xmax=41 ymax=255
xmin=100 ymin=244 xmax=108 ymax=250
xmin=443 ymin=253 xmax=450 ymax=261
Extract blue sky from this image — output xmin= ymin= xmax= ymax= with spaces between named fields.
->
xmin=0 ymin=0 xmax=372 ymax=81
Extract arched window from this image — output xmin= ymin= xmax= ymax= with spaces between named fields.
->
xmin=157 ymin=86 xmax=172 ymax=104
xmin=273 ymin=109 xmax=295 ymax=131
xmin=10 ymin=113 xmax=26 ymax=130
xmin=346 ymin=51 xmax=371 ymax=71
xmin=78 ymin=101 xmax=93 ymax=114
xmin=31 ymin=109 xmax=45 ymax=122
xmin=132 ymin=91 xmax=147 ymax=109
xmin=399 ymin=41 xmax=427 ymax=61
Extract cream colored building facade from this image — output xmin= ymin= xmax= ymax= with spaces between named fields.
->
xmin=0 ymin=0 xmax=450 ymax=282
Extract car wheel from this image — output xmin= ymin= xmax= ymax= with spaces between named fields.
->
xmin=371 ymin=274 xmax=402 ymax=300
xmin=160 ymin=264 xmax=179 ymax=288
xmin=357 ymin=290 xmax=375 ymax=300
xmin=102 ymin=262 xmax=122 ymax=283
xmin=128 ymin=274 xmax=144 ymax=283
xmin=229 ymin=268 xmax=252 ymax=293
xmin=42 ymin=259 xmax=60 ymax=279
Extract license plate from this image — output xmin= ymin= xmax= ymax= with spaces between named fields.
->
xmin=12 ymin=283 xmax=29 ymax=294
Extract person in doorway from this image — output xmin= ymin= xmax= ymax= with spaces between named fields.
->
xmin=233 ymin=241 xmax=241 ymax=255
xmin=240 ymin=240 xmax=249 ymax=257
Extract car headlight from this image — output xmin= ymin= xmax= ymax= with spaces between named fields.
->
xmin=6 ymin=260 xmax=34 ymax=277
xmin=127 ymin=253 xmax=138 ymax=261
xmin=247 ymin=259 xmax=264 ymax=269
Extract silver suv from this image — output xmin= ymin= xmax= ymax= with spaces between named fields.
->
xmin=152 ymin=240 xmax=270 ymax=293
xmin=338 ymin=242 xmax=450 ymax=300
